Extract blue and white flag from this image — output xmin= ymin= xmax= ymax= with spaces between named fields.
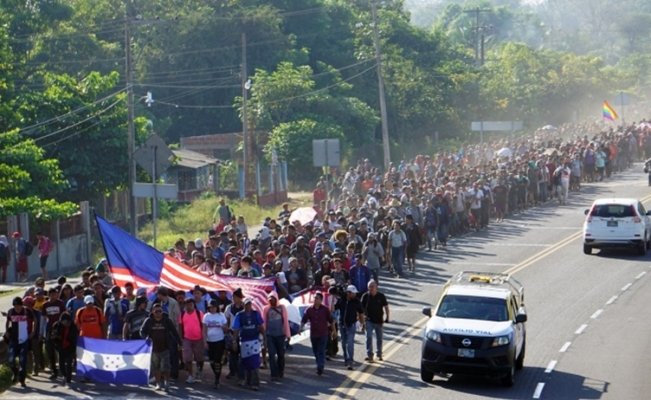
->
xmin=76 ymin=337 xmax=152 ymax=385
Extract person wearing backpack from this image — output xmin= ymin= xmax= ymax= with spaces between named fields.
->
xmin=0 ymin=235 xmax=10 ymax=283
xmin=262 ymin=292 xmax=290 ymax=381
xmin=178 ymin=298 xmax=204 ymax=384
xmin=202 ymin=299 xmax=227 ymax=388
xmin=12 ymin=232 xmax=29 ymax=282
xmin=104 ymin=286 xmax=130 ymax=340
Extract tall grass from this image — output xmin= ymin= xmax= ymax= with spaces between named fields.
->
xmin=138 ymin=192 xmax=311 ymax=250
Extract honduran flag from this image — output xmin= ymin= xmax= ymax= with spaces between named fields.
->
xmin=77 ymin=337 xmax=151 ymax=385
xmin=95 ymin=214 xmax=275 ymax=312
xmin=603 ymin=100 xmax=619 ymax=122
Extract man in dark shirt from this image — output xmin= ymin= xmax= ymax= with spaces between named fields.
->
xmin=300 ymin=292 xmax=334 ymax=375
xmin=141 ymin=303 xmax=181 ymax=392
xmin=123 ymin=297 xmax=149 ymax=340
xmin=42 ymin=288 xmax=65 ymax=379
xmin=360 ymin=280 xmax=390 ymax=363
xmin=334 ymin=285 xmax=365 ymax=370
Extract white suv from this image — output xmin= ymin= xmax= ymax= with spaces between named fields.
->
xmin=583 ymin=198 xmax=651 ymax=255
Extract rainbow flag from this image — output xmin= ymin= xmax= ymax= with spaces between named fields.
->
xmin=602 ymin=100 xmax=619 ymax=121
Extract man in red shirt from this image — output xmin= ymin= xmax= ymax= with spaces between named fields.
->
xmin=300 ymin=292 xmax=334 ymax=376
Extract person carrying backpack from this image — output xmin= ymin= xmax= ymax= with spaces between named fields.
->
xmin=12 ymin=232 xmax=30 ymax=282
xmin=6 ymin=296 xmax=36 ymax=387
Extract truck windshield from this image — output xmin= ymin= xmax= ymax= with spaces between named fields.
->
xmin=436 ymin=295 xmax=508 ymax=322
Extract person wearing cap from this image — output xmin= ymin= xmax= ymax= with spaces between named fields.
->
xmin=33 ymin=287 xmax=47 ymax=312
xmin=123 ymin=296 xmax=149 ymax=340
xmin=49 ymin=312 xmax=78 ymax=385
xmin=262 ymin=292 xmax=290 ymax=381
xmin=92 ymin=281 xmax=107 ymax=311
xmin=179 ymin=298 xmax=205 ymax=384
xmin=141 ymin=303 xmax=182 ymax=392
xmin=334 ymin=285 xmax=365 ymax=370
xmin=202 ymin=299 xmax=227 ymax=388
xmin=6 ymin=296 xmax=36 ymax=387
xmin=12 ymin=232 xmax=29 ymax=282
xmin=104 ymin=286 xmax=130 ymax=340
xmin=232 ymin=297 xmax=264 ymax=390
xmin=75 ymin=295 xmax=105 ymax=340
xmin=42 ymin=287 xmax=65 ymax=380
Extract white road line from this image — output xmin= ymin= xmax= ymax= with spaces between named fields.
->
xmin=575 ymin=324 xmax=588 ymax=335
xmin=635 ymin=271 xmax=647 ymax=280
xmin=486 ymin=243 xmax=551 ymax=247
xmin=606 ymin=295 xmax=618 ymax=305
xmin=621 ymin=283 xmax=632 ymax=292
xmin=533 ymin=382 xmax=546 ymax=399
xmin=590 ymin=309 xmax=603 ymax=319
xmin=559 ymin=342 xmax=572 ymax=353
xmin=544 ymin=360 xmax=557 ymax=373
xmin=448 ymin=261 xmax=516 ymax=267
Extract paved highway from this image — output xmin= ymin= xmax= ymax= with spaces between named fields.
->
xmin=2 ymin=166 xmax=650 ymax=399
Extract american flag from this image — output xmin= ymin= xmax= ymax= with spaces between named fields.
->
xmin=96 ymin=215 xmax=275 ymax=311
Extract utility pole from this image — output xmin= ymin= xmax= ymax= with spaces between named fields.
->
xmin=241 ymin=33 xmax=248 ymax=199
xmin=125 ymin=0 xmax=137 ymax=235
xmin=371 ymin=0 xmax=391 ymax=171
xmin=464 ymin=7 xmax=491 ymax=67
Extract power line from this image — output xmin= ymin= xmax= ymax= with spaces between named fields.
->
xmin=153 ymin=63 xmax=377 ymax=110
xmin=15 ymin=89 xmax=126 ymax=134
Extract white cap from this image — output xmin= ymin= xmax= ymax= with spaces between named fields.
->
xmin=346 ymin=285 xmax=358 ymax=294
xmin=84 ymin=295 xmax=94 ymax=304
xmin=194 ymin=238 xmax=203 ymax=248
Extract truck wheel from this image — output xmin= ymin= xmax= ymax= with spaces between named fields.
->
xmin=420 ymin=365 xmax=434 ymax=383
xmin=501 ymin=363 xmax=515 ymax=387
xmin=637 ymin=241 xmax=646 ymax=256
xmin=583 ymin=244 xmax=592 ymax=255
xmin=516 ymin=340 xmax=526 ymax=370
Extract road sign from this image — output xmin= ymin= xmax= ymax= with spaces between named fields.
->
xmin=134 ymin=134 xmax=174 ymax=178
xmin=313 ymin=139 xmax=340 ymax=167
xmin=471 ymin=121 xmax=523 ymax=132
xmin=133 ymin=182 xmax=178 ymax=199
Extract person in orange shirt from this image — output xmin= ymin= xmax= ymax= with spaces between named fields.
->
xmin=75 ymin=295 xmax=105 ymax=339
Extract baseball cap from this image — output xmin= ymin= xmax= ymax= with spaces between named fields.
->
xmin=346 ymin=285 xmax=358 ymax=294
xmin=84 ymin=295 xmax=94 ymax=304
xmin=243 ymin=298 xmax=253 ymax=305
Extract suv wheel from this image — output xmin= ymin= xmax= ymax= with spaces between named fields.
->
xmin=501 ymin=363 xmax=515 ymax=387
xmin=583 ymin=244 xmax=592 ymax=255
xmin=516 ymin=340 xmax=526 ymax=370
xmin=420 ymin=364 xmax=434 ymax=383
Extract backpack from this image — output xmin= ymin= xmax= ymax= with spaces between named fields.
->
xmin=181 ymin=309 xmax=202 ymax=329
xmin=24 ymin=240 xmax=34 ymax=256
xmin=0 ymin=243 xmax=7 ymax=261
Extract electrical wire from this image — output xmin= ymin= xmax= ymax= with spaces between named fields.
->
xmin=153 ymin=63 xmax=377 ymax=110
xmin=15 ymin=88 xmax=126 ymax=133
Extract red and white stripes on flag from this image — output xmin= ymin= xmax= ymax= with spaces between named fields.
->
xmin=111 ymin=255 xmax=275 ymax=312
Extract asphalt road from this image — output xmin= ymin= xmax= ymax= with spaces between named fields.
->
xmin=2 ymin=166 xmax=651 ymax=400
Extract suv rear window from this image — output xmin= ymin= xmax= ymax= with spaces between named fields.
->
xmin=590 ymin=204 xmax=637 ymax=218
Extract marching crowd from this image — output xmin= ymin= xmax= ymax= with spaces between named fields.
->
xmin=3 ymin=120 xmax=649 ymax=392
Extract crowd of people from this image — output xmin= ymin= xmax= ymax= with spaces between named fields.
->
xmin=4 ymin=119 xmax=649 ymax=392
